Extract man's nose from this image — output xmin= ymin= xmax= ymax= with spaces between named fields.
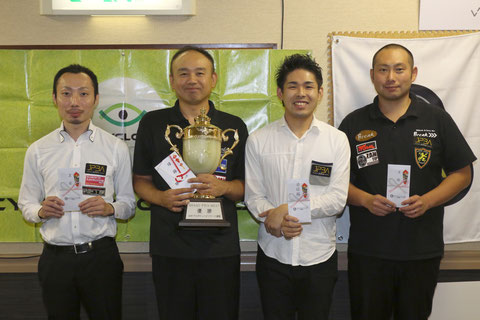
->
xmin=70 ymin=93 xmax=81 ymax=106
xmin=297 ymin=86 xmax=306 ymax=96
xmin=386 ymin=70 xmax=395 ymax=80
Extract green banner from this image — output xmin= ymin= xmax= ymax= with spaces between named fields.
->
xmin=0 ymin=48 xmax=308 ymax=242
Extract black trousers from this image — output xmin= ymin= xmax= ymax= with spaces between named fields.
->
xmin=348 ymin=252 xmax=442 ymax=320
xmin=38 ymin=237 xmax=124 ymax=320
xmin=256 ymin=246 xmax=338 ymax=320
xmin=152 ymin=254 xmax=240 ymax=320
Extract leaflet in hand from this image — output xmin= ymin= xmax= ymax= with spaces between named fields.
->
xmin=386 ymin=164 xmax=411 ymax=207
xmin=287 ymin=179 xmax=311 ymax=223
xmin=58 ymin=168 xmax=83 ymax=211
xmin=155 ymin=152 xmax=196 ymax=189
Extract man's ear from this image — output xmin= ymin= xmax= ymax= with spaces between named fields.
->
xmin=277 ymin=87 xmax=283 ymax=101
xmin=411 ymin=66 xmax=418 ymax=82
xmin=211 ymin=72 xmax=218 ymax=89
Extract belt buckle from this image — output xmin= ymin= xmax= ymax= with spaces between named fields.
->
xmin=74 ymin=242 xmax=92 ymax=254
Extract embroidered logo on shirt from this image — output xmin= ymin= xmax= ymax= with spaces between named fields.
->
xmin=215 ymin=159 xmax=227 ymax=174
xmin=356 ymin=141 xmax=377 ymax=154
xmin=85 ymin=163 xmax=107 ymax=176
xmin=413 ymin=129 xmax=437 ymax=139
xmin=355 ymin=141 xmax=379 ymax=168
xmin=413 ymin=136 xmax=433 ymax=148
xmin=311 ymin=161 xmax=332 ymax=177
xmin=355 ymin=130 xmax=377 ymax=142
xmin=415 ymin=148 xmax=431 ymax=169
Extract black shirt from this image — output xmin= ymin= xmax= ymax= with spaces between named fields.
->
xmin=339 ymin=94 xmax=476 ymax=260
xmin=133 ymin=100 xmax=248 ymax=258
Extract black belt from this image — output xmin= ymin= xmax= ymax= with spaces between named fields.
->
xmin=44 ymin=236 xmax=114 ymax=254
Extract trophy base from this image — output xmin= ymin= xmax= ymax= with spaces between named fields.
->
xmin=179 ymin=198 xmax=231 ymax=228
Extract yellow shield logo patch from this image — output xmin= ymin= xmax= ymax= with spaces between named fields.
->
xmin=415 ymin=148 xmax=431 ymax=169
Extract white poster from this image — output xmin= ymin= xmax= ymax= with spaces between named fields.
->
xmin=420 ymin=0 xmax=480 ymax=30
xmin=332 ymin=33 xmax=480 ymax=244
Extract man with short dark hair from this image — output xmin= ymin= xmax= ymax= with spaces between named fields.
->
xmin=245 ymin=54 xmax=350 ymax=320
xmin=133 ymin=46 xmax=248 ymax=319
xmin=339 ymin=44 xmax=476 ymax=319
xmin=19 ymin=64 xmax=136 ymax=319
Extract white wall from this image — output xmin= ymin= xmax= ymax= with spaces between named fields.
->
xmin=0 ymin=0 xmax=420 ymax=122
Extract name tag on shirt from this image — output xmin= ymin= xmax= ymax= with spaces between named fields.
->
xmin=287 ymin=179 xmax=311 ymax=223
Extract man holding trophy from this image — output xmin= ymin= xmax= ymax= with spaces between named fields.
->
xmin=133 ymin=46 xmax=248 ymax=319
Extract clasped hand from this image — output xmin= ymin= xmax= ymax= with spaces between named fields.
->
xmin=39 ymin=196 xmax=114 ymax=219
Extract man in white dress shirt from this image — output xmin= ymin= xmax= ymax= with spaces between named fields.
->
xmin=19 ymin=64 xmax=136 ymax=319
xmin=245 ymin=54 xmax=350 ymax=320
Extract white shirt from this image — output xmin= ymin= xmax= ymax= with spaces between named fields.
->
xmin=19 ymin=121 xmax=136 ymax=245
xmin=245 ymin=116 xmax=350 ymax=266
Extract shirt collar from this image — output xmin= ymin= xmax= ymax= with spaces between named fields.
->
xmin=58 ymin=120 xmax=96 ymax=143
xmin=369 ymin=93 xmax=420 ymax=121
xmin=279 ymin=115 xmax=322 ymax=137
xmin=171 ymin=100 xmax=217 ymax=124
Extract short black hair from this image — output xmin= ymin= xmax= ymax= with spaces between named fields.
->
xmin=170 ymin=46 xmax=215 ymax=75
xmin=372 ymin=43 xmax=415 ymax=69
xmin=53 ymin=64 xmax=99 ymax=97
xmin=276 ymin=54 xmax=323 ymax=90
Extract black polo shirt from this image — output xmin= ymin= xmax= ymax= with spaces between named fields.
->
xmin=133 ymin=100 xmax=248 ymax=258
xmin=339 ymin=94 xmax=476 ymax=260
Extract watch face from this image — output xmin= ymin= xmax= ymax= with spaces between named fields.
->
xmin=410 ymin=84 xmax=472 ymax=206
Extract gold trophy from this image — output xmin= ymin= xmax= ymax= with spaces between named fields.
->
xmin=165 ymin=108 xmax=239 ymax=227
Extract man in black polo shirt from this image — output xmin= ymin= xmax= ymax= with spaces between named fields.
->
xmin=339 ymin=44 xmax=476 ymax=319
xmin=133 ymin=46 xmax=248 ymax=319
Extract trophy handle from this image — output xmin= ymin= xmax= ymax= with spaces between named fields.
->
xmin=219 ymin=129 xmax=239 ymax=163
xmin=165 ymin=125 xmax=184 ymax=154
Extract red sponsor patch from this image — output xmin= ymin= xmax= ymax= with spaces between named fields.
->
xmin=85 ymin=175 xmax=105 ymax=187
xmin=356 ymin=141 xmax=377 ymax=154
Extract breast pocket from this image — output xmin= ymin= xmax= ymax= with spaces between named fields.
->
xmin=309 ymin=161 xmax=332 ymax=186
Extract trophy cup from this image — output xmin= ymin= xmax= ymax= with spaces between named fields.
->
xmin=165 ymin=108 xmax=239 ymax=227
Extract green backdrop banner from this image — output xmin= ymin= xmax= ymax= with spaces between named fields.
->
xmin=0 ymin=48 xmax=308 ymax=242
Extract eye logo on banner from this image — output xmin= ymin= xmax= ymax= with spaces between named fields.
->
xmin=99 ymin=103 xmax=146 ymax=127
xmin=93 ymin=77 xmax=168 ymax=154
